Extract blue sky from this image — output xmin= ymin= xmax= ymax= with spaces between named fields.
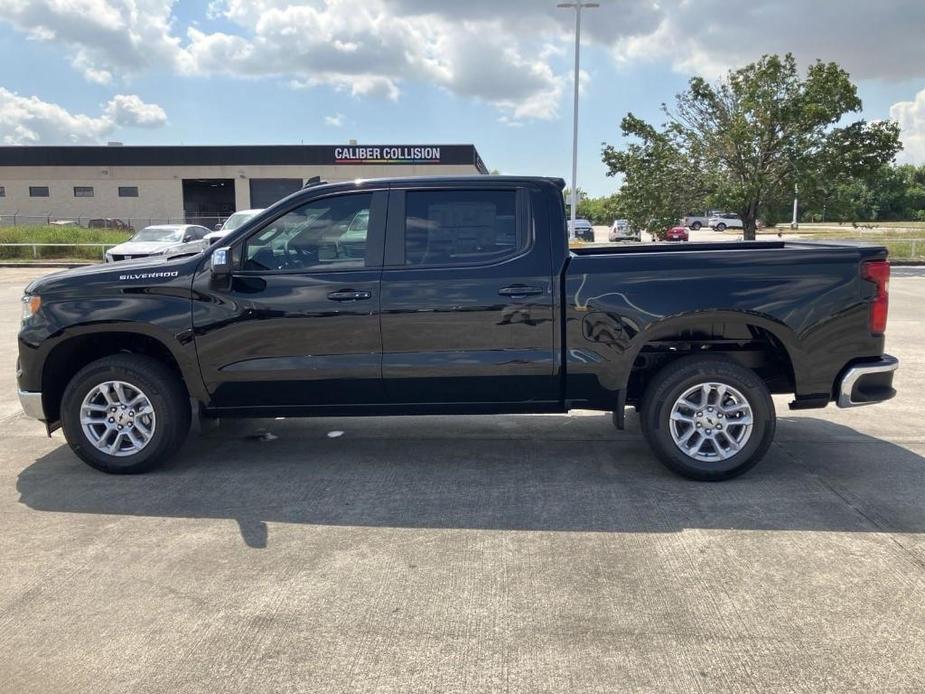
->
xmin=0 ymin=1 xmax=923 ymax=197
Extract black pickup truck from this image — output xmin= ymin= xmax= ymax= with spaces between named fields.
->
xmin=17 ymin=176 xmax=898 ymax=480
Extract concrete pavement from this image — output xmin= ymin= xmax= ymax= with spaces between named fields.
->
xmin=1 ymin=266 xmax=924 ymax=693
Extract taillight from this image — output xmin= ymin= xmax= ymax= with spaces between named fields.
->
xmin=862 ymin=259 xmax=890 ymax=335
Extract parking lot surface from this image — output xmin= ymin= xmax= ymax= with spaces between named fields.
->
xmin=2 ymin=266 xmax=924 ymax=693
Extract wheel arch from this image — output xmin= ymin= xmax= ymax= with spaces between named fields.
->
xmin=40 ymin=325 xmax=204 ymax=426
xmin=621 ymin=310 xmax=803 ymax=402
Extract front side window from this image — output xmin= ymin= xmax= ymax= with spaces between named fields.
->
xmin=29 ymin=186 xmax=49 ymax=197
xmin=404 ymin=190 xmax=521 ymax=266
xmin=74 ymin=186 xmax=94 ymax=198
xmin=243 ymin=193 xmax=371 ymax=272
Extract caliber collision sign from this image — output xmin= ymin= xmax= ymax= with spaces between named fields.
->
xmin=334 ymin=146 xmax=442 ymax=164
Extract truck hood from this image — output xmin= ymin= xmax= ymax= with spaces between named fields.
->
xmin=25 ymin=253 xmax=199 ymax=295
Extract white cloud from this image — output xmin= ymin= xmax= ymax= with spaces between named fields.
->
xmin=891 ymin=88 xmax=925 ymax=164
xmin=324 ymin=113 xmax=344 ymax=128
xmin=103 ymin=94 xmax=167 ymax=128
xmin=0 ymin=89 xmax=166 ymax=144
xmin=2 ymin=0 xmax=924 ymax=123
xmin=0 ymin=0 xmax=181 ymax=83
xmin=610 ymin=0 xmax=925 ymax=82
xmin=184 ymin=1 xmax=566 ymax=118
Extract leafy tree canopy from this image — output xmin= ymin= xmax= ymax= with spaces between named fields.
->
xmin=602 ymin=53 xmax=901 ymax=239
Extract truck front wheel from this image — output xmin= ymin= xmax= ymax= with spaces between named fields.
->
xmin=61 ymin=354 xmax=191 ymax=474
xmin=639 ymin=356 xmax=775 ymax=481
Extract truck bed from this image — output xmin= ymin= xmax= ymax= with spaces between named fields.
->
xmin=563 ymin=238 xmax=888 ymax=410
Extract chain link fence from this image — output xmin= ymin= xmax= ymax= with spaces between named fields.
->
xmin=0 ymin=214 xmax=229 ymax=231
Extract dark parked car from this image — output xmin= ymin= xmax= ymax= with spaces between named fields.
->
xmin=568 ymin=218 xmax=595 ymax=242
xmin=89 ymin=218 xmax=132 ymax=230
xmin=18 ymin=176 xmax=897 ymax=480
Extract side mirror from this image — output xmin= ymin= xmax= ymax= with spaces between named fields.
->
xmin=210 ymin=246 xmax=232 ymax=276
xmin=214 ymin=223 xmax=222 ymax=231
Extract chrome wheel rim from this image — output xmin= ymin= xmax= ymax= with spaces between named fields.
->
xmin=669 ymin=382 xmax=753 ymax=463
xmin=80 ymin=380 xmax=156 ymax=457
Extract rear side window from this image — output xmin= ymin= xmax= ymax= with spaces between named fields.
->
xmin=403 ymin=190 xmax=521 ymax=266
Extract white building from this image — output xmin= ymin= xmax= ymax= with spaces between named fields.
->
xmin=0 ymin=144 xmax=488 ymax=227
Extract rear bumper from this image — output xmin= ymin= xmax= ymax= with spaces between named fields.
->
xmin=18 ymin=389 xmax=46 ymax=420
xmin=836 ymin=355 xmax=899 ymax=408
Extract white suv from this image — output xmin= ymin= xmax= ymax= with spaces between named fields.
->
xmin=708 ymin=213 xmax=744 ymax=231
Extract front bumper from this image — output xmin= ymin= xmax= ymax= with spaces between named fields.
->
xmin=836 ymin=355 xmax=899 ymax=408
xmin=18 ymin=390 xmax=45 ymax=421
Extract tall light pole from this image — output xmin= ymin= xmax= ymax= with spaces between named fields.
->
xmin=558 ymin=1 xmax=598 ymax=239
xmin=791 ymin=181 xmax=799 ymax=230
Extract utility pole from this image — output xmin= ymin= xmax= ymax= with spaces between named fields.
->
xmin=791 ymin=181 xmax=799 ymax=230
xmin=557 ymin=1 xmax=598 ymax=239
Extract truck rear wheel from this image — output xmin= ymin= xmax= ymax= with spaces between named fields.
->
xmin=691 ymin=221 xmax=702 ymax=230
xmin=61 ymin=354 xmax=190 ymax=474
xmin=640 ymin=356 xmax=775 ymax=481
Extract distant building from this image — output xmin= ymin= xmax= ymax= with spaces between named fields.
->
xmin=0 ymin=144 xmax=488 ymax=227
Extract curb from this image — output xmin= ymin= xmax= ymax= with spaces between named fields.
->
xmin=0 ymin=262 xmax=94 ymax=268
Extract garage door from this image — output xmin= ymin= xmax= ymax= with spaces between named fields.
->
xmin=249 ymin=178 xmax=304 ymax=208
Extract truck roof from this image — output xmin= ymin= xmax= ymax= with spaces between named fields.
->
xmin=308 ymin=175 xmax=567 ymax=191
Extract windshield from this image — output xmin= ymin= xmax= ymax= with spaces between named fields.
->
xmin=132 ymin=226 xmax=183 ymax=243
xmin=221 ymin=210 xmax=261 ymax=231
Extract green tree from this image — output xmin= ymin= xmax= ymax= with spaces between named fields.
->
xmin=603 ymin=54 xmax=901 ymax=239
xmin=601 ymin=115 xmax=705 ymax=238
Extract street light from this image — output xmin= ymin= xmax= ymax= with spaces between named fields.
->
xmin=557 ymin=1 xmax=599 ymax=239
xmin=791 ymin=181 xmax=799 ymax=230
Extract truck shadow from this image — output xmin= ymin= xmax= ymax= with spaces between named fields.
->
xmin=16 ymin=414 xmax=925 ymax=548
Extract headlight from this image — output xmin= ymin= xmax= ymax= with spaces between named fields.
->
xmin=21 ymin=294 xmax=41 ymax=322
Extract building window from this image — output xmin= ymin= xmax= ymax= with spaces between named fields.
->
xmin=118 ymin=186 xmax=139 ymax=198
xmin=74 ymin=186 xmax=94 ymax=198
xmin=0 ymin=186 xmax=5 ymax=197
xmin=29 ymin=186 xmax=49 ymax=198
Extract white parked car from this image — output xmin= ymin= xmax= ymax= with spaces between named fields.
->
xmin=609 ymin=219 xmax=640 ymax=242
xmin=682 ymin=211 xmax=723 ymax=230
xmin=205 ymin=209 xmax=264 ymax=245
xmin=708 ymin=213 xmax=744 ymax=231
xmin=104 ymin=224 xmax=210 ymax=262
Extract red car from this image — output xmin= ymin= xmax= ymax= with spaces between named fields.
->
xmin=665 ymin=225 xmax=689 ymax=242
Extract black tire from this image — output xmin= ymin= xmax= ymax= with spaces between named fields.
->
xmin=640 ymin=356 xmax=775 ymax=481
xmin=691 ymin=221 xmax=702 ymax=230
xmin=716 ymin=223 xmax=727 ymax=231
xmin=61 ymin=354 xmax=191 ymax=474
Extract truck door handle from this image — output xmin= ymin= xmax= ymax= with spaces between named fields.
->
xmin=498 ymin=285 xmax=543 ymax=298
xmin=327 ymin=289 xmax=372 ymax=301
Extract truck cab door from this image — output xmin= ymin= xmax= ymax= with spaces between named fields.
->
xmin=191 ymin=189 xmax=388 ymax=410
xmin=379 ymin=185 xmax=558 ymax=406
